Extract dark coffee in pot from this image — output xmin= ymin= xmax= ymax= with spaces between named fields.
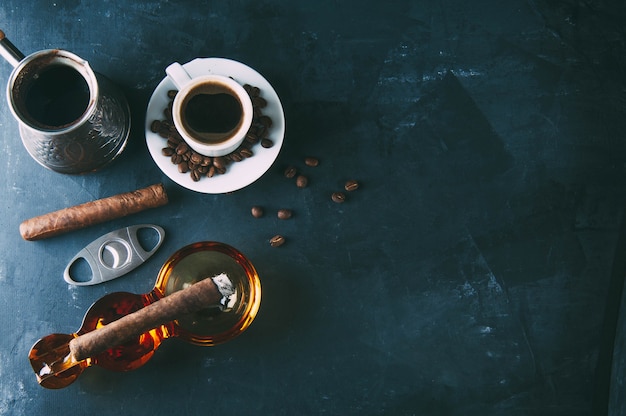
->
xmin=22 ymin=64 xmax=90 ymax=129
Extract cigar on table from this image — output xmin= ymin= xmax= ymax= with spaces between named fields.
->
xmin=69 ymin=273 xmax=235 ymax=362
xmin=19 ymin=183 xmax=169 ymax=241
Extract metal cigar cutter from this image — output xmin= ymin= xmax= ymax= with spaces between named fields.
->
xmin=63 ymin=225 xmax=165 ymax=286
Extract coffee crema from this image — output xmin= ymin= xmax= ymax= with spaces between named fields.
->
xmin=180 ymin=82 xmax=244 ymax=144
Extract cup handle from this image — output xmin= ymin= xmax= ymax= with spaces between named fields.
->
xmin=165 ymin=62 xmax=192 ymax=90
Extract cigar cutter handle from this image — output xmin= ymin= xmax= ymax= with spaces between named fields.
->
xmin=63 ymin=225 xmax=165 ymax=286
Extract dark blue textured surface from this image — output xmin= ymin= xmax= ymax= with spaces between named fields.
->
xmin=0 ymin=1 xmax=625 ymax=414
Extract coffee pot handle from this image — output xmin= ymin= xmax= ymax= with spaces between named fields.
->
xmin=0 ymin=30 xmax=25 ymax=68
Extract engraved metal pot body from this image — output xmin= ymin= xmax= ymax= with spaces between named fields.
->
xmin=6 ymin=49 xmax=130 ymax=174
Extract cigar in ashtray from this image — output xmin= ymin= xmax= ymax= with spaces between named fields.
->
xmin=68 ymin=273 xmax=235 ymax=362
xmin=20 ymin=183 xmax=169 ymax=241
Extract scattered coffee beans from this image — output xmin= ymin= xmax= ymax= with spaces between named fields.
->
xmin=277 ymin=209 xmax=293 ymax=220
xmin=296 ymin=175 xmax=308 ymax=188
xmin=252 ymin=154 xmax=362 ymax=247
xmin=345 ymin=180 xmax=359 ymax=192
xmin=251 ymin=206 xmax=264 ymax=218
xmin=332 ymin=192 xmax=346 ymax=203
xmin=305 ymin=157 xmax=319 ymax=167
xmin=152 ymin=84 xmax=272 ymax=182
xmin=269 ymin=235 xmax=286 ymax=247
xmin=284 ymin=166 xmax=297 ymax=178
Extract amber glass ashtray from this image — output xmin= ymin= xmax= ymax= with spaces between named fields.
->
xmin=154 ymin=241 xmax=262 ymax=345
xmin=29 ymin=241 xmax=261 ymax=389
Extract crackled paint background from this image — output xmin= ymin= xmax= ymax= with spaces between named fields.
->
xmin=0 ymin=0 xmax=625 ymax=415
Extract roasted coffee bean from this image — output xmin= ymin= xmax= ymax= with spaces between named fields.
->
xmin=175 ymin=142 xmax=189 ymax=155
xmin=167 ymin=133 xmax=183 ymax=145
xmin=250 ymin=86 xmax=261 ymax=98
xmin=261 ymin=138 xmax=273 ymax=148
xmin=157 ymin=127 xmax=170 ymax=138
xmin=253 ymin=96 xmax=267 ymax=108
xmin=269 ymin=235 xmax=285 ymax=247
xmin=259 ymin=115 xmax=272 ymax=128
xmin=171 ymin=154 xmax=183 ymax=165
xmin=190 ymin=169 xmax=201 ymax=182
xmin=178 ymin=162 xmax=190 ymax=174
xmin=277 ymin=209 xmax=293 ymax=220
xmin=345 ymin=180 xmax=359 ymax=192
xmin=162 ymin=147 xmax=175 ymax=156
xmin=230 ymin=152 xmax=243 ymax=162
xmin=245 ymin=132 xmax=259 ymax=143
xmin=332 ymin=192 xmax=346 ymax=203
xmin=167 ymin=132 xmax=180 ymax=142
xmin=207 ymin=166 xmax=216 ymax=178
xmin=213 ymin=156 xmax=226 ymax=169
xmin=215 ymin=166 xmax=227 ymax=175
xmin=164 ymin=103 xmax=173 ymax=122
xmin=296 ymin=175 xmax=308 ymax=188
xmin=251 ymin=206 xmax=264 ymax=218
xmin=201 ymin=156 xmax=212 ymax=167
xmin=158 ymin=125 xmax=173 ymax=138
xmin=197 ymin=165 xmax=208 ymax=174
xmin=167 ymin=89 xmax=178 ymax=99
xmin=240 ymin=148 xmax=253 ymax=158
xmin=161 ymin=120 xmax=174 ymax=133
xmin=150 ymin=120 xmax=162 ymax=133
xmin=190 ymin=152 xmax=203 ymax=165
xmin=284 ymin=166 xmax=297 ymax=178
xmin=305 ymin=157 xmax=319 ymax=167
xmin=258 ymin=125 xmax=270 ymax=139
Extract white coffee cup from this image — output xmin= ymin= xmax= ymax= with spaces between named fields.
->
xmin=166 ymin=62 xmax=253 ymax=157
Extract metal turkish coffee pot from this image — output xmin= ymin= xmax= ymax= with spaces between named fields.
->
xmin=0 ymin=30 xmax=130 ymax=174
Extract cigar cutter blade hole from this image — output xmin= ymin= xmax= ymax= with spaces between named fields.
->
xmin=99 ymin=239 xmax=132 ymax=269
xmin=63 ymin=225 xmax=165 ymax=286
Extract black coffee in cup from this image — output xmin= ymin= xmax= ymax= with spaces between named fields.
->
xmin=179 ymin=82 xmax=244 ymax=144
xmin=21 ymin=64 xmax=90 ymax=129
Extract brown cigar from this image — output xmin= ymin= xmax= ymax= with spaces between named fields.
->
xmin=69 ymin=274 xmax=232 ymax=362
xmin=20 ymin=183 xmax=169 ymax=241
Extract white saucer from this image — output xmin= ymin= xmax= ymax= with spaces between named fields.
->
xmin=145 ymin=58 xmax=285 ymax=194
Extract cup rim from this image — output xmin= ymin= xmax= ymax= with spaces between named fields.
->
xmin=171 ymin=74 xmax=253 ymax=157
xmin=6 ymin=49 xmax=98 ymax=134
